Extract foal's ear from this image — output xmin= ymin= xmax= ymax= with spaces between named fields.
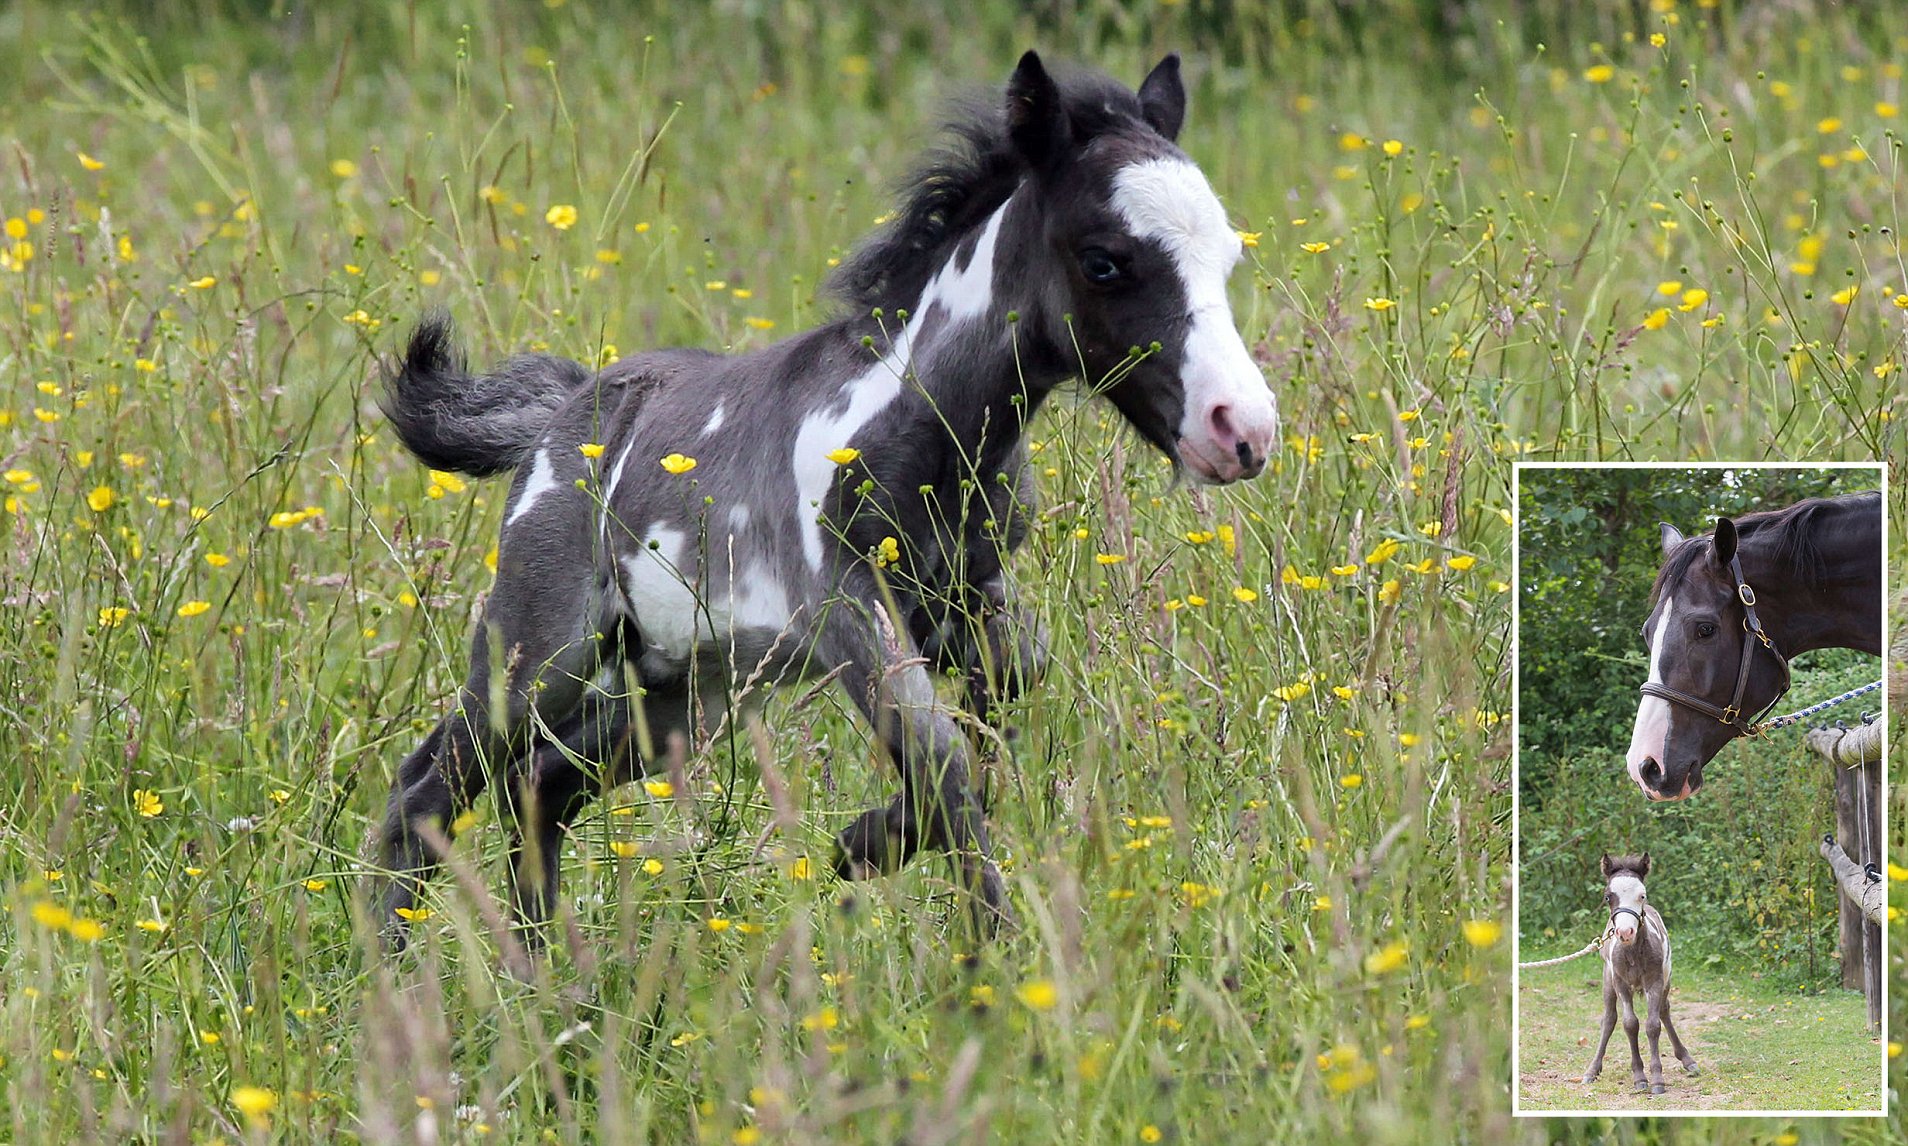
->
xmin=1711 ymin=517 xmax=1739 ymax=568
xmin=1137 ymin=53 xmax=1185 ymax=142
xmin=1599 ymin=853 xmax=1614 ymax=878
xmin=1658 ymin=521 xmax=1684 ymax=555
xmin=1007 ymin=51 xmax=1069 ymax=168
xmin=1637 ymin=852 xmax=1651 ymax=878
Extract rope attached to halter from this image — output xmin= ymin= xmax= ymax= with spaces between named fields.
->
xmin=1757 ymin=678 xmax=1884 ymax=731
xmin=1518 ymin=922 xmax=1616 ymax=970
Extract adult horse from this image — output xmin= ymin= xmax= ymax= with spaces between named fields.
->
xmin=1624 ymin=490 xmax=1881 ymax=801
xmin=373 ymin=52 xmax=1279 ymax=946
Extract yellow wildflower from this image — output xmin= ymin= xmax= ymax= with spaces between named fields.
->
xmin=545 ymin=204 xmax=578 ymax=230
xmin=659 ymin=453 xmax=697 ymax=475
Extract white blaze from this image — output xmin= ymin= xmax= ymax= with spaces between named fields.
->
xmin=1625 ymin=601 xmax=1675 ymax=791
xmin=1607 ymin=874 xmax=1646 ymax=942
xmin=790 ymin=199 xmax=1009 ymax=571
xmin=1108 ymin=157 xmax=1278 ymax=481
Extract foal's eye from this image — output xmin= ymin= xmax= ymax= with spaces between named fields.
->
xmin=1079 ymin=247 xmax=1124 ymax=284
xmin=1696 ymin=622 xmax=1718 ymax=638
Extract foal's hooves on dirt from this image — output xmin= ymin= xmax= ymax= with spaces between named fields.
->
xmin=1683 ymin=1062 xmax=1700 ymax=1076
xmin=831 ymin=807 xmax=908 ymax=880
xmin=1650 ymin=1083 xmax=1668 ymax=1095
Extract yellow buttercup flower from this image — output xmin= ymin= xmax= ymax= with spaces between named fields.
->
xmin=659 ymin=453 xmax=697 ymax=475
xmin=826 ymin=447 xmax=860 ymax=465
xmin=545 ymin=204 xmax=578 ymax=230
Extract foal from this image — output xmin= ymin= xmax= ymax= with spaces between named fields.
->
xmin=1581 ymin=854 xmax=1699 ymax=1094
xmin=372 ymin=51 xmax=1278 ymax=946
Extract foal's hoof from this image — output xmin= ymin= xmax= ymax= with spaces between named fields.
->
xmin=1632 ymin=1080 xmax=1651 ymax=1093
xmin=1682 ymin=1061 xmax=1701 ymax=1076
xmin=1650 ymin=1083 xmax=1668 ymax=1095
xmin=831 ymin=807 xmax=907 ymax=880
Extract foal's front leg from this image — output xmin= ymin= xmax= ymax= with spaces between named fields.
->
xmin=823 ymin=592 xmax=1011 ymax=934
xmin=1617 ymin=987 xmax=1647 ymax=1091
xmin=1582 ymin=978 xmax=1618 ymax=1084
xmin=1642 ymin=987 xmax=1668 ymax=1094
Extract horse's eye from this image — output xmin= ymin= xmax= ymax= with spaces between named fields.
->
xmin=1696 ymin=622 xmax=1718 ymax=638
xmin=1079 ymin=247 xmax=1123 ymax=284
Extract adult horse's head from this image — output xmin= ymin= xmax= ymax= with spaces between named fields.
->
xmin=999 ymin=51 xmax=1277 ymax=483
xmin=1624 ymin=518 xmax=1790 ymax=801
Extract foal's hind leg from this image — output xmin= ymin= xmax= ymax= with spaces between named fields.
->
xmin=508 ymin=682 xmax=693 ymax=940
xmin=374 ymin=538 xmax=611 ymax=946
xmin=823 ymin=594 xmax=1011 ymax=934
xmin=1660 ymin=994 xmax=1699 ymax=1075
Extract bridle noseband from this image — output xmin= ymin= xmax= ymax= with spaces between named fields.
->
xmin=1637 ymin=554 xmax=1792 ymax=738
xmin=1609 ymin=905 xmax=1644 ymax=932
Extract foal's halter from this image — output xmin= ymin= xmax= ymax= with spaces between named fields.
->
xmin=1609 ymin=905 xmax=1644 ymax=931
xmin=1638 ymin=554 xmax=1792 ymax=737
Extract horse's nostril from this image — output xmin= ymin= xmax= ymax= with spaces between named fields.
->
xmin=1209 ymin=404 xmax=1236 ymax=446
xmin=1639 ymin=758 xmax=1663 ymax=786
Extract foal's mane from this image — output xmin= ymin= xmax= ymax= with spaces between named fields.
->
xmin=1603 ymin=854 xmax=1650 ymax=882
xmin=1646 ymin=491 xmax=1876 ymax=605
xmin=830 ymin=65 xmax=1162 ymax=313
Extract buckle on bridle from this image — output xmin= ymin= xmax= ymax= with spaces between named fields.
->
xmin=1737 ymin=583 xmax=1756 ymax=607
xmin=1718 ymin=705 xmax=1740 ymax=725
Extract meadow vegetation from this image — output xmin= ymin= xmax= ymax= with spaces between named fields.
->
xmin=0 ymin=0 xmax=1903 ymax=1142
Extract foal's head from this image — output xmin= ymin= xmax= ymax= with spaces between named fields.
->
xmin=1600 ymin=853 xmax=1652 ymax=945
xmin=1007 ymin=53 xmax=1276 ymax=483
xmin=1625 ymin=519 xmax=1790 ymax=801
xmin=847 ymin=52 xmax=1279 ymax=484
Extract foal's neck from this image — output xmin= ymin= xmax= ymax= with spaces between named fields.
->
xmin=856 ymin=190 xmax=1057 ymax=452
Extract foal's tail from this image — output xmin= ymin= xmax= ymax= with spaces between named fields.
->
xmin=381 ymin=312 xmax=593 ymax=478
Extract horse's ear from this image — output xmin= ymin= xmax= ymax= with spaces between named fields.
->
xmin=1137 ymin=53 xmax=1185 ymax=142
xmin=1638 ymin=852 xmax=1651 ymax=878
xmin=1599 ymin=853 xmax=1614 ymax=878
xmin=1659 ymin=522 xmax=1684 ymax=555
xmin=1711 ymin=517 xmax=1739 ymax=568
xmin=1007 ymin=51 xmax=1069 ymax=168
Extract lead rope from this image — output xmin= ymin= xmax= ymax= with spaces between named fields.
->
xmin=1518 ymin=922 xmax=1615 ymax=970
xmin=1758 ymin=678 xmax=1884 ymax=731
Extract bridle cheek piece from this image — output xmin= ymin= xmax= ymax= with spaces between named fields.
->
xmin=1637 ymin=555 xmax=1792 ymax=738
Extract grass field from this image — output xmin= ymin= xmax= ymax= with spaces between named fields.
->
xmin=0 ymin=1 xmax=1904 ymax=1143
xmin=1519 ymin=967 xmax=1881 ymax=1113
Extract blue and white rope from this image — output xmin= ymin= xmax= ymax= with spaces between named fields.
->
xmin=1760 ymin=678 xmax=1885 ymax=731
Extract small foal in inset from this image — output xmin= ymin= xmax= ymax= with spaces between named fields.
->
xmin=1581 ymin=853 xmax=1700 ymax=1095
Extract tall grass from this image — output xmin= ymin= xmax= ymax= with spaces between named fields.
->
xmin=0 ymin=1 xmax=1901 ymax=1142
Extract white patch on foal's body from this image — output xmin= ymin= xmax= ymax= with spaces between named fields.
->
xmin=621 ymin=524 xmax=794 ymax=661
xmin=1108 ymin=157 xmax=1277 ymax=481
xmin=1625 ymin=601 xmax=1676 ymax=791
xmin=789 ymin=199 xmax=1009 ymax=571
xmin=604 ymin=439 xmax=638 ymax=501
xmin=701 ymin=403 xmax=727 ymax=438
xmin=508 ymin=449 xmax=560 ymax=526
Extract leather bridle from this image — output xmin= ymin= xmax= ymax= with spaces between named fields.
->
xmin=1638 ymin=554 xmax=1792 ymax=737
xmin=1609 ymin=905 xmax=1644 ymax=932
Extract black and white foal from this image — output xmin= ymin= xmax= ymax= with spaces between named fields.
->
xmin=373 ymin=52 xmax=1278 ymax=946
xmin=1581 ymin=854 xmax=1699 ymax=1095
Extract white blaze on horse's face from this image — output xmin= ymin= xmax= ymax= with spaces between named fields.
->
xmin=1607 ymin=874 xmax=1647 ymax=944
xmin=1108 ymin=157 xmax=1278 ymax=484
xmin=1625 ymin=600 xmax=1686 ymax=800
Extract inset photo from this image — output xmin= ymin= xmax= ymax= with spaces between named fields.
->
xmin=1511 ymin=463 xmax=1886 ymax=1116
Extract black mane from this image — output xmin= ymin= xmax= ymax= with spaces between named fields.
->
xmin=1647 ymin=490 xmax=1878 ymax=604
xmin=830 ymin=66 xmax=1162 ymax=313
